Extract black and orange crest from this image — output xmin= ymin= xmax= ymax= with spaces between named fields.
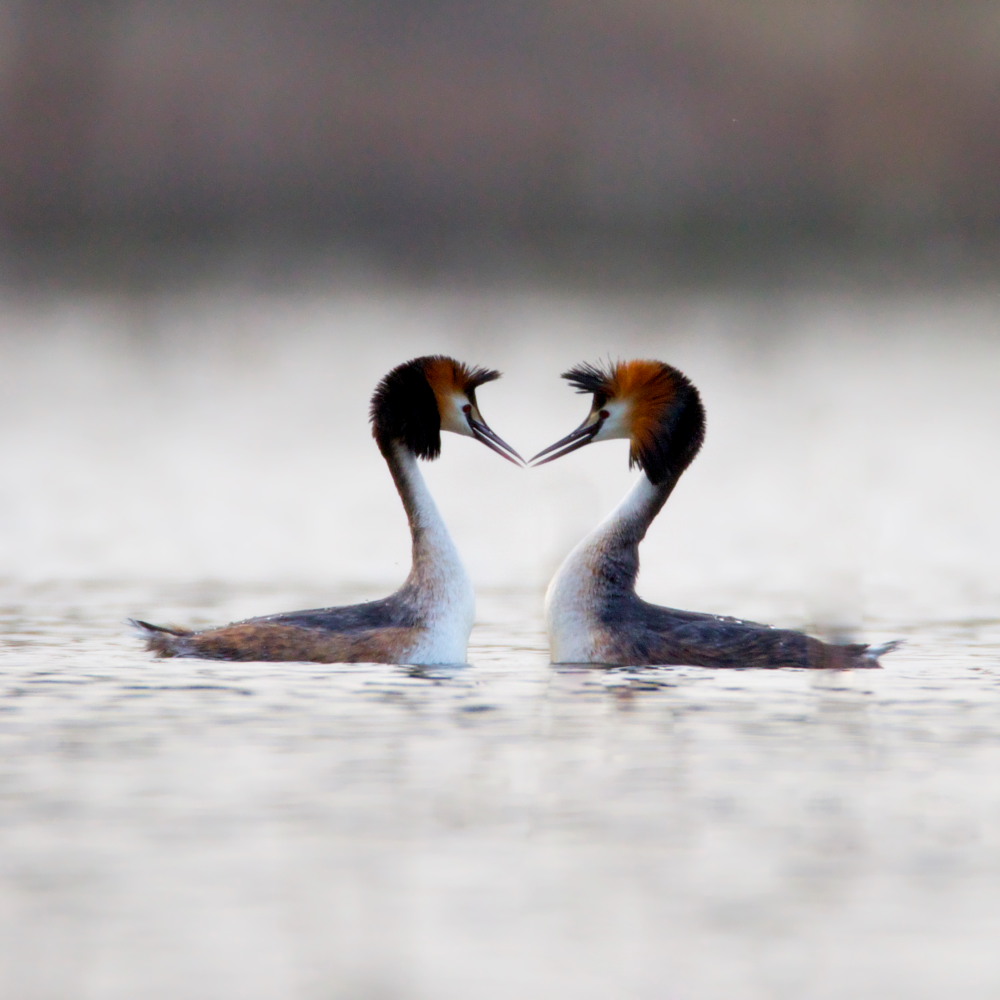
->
xmin=563 ymin=362 xmax=613 ymax=405
xmin=440 ymin=358 xmax=500 ymax=410
xmin=563 ymin=359 xmax=706 ymax=486
xmin=369 ymin=355 xmax=502 ymax=459
xmin=370 ymin=356 xmax=443 ymax=459
xmin=461 ymin=363 xmax=501 ymax=393
xmin=462 ymin=365 xmax=500 ymax=406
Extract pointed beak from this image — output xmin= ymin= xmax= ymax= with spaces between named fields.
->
xmin=530 ymin=413 xmax=604 ymax=467
xmin=467 ymin=412 xmax=525 ymax=466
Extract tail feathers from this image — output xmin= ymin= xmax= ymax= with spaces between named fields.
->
xmin=860 ymin=639 xmax=903 ymax=665
xmin=127 ymin=618 xmax=193 ymax=657
xmin=128 ymin=618 xmax=187 ymax=636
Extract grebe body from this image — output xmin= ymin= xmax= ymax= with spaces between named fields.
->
xmin=535 ymin=360 xmax=897 ymax=669
xmin=132 ymin=356 xmax=521 ymax=665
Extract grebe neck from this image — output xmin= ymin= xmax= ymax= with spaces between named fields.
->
xmin=581 ymin=473 xmax=674 ymax=591
xmin=543 ymin=472 xmax=675 ymax=663
xmin=383 ymin=443 xmax=469 ymax=594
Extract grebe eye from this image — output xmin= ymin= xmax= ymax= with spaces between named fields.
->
xmin=599 ymin=409 xmax=610 ymax=420
xmin=462 ymin=403 xmax=472 ymax=414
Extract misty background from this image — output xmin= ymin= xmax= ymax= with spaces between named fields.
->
xmin=2 ymin=1 xmax=999 ymax=282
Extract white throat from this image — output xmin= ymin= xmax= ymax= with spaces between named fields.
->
xmin=545 ymin=475 xmax=660 ymax=662
xmin=392 ymin=445 xmax=475 ymax=663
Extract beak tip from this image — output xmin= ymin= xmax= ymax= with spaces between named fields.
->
xmin=528 ymin=421 xmax=600 ymax=467
xmin=469 ymin=417 xmax=525 ymax=466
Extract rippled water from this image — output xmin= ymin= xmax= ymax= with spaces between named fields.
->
xmin=2 ymin=283 xmax=999 ymax=998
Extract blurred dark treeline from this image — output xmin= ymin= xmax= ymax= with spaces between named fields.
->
xmin=2 ymin=1 xmax=999 ymax=271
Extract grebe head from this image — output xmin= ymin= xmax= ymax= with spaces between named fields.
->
xmin=371 ymin=355 xmax=523 ymax=464
xmin=531 ymin=359 xmax=705 ymax=485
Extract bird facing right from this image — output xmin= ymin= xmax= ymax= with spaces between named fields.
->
xmin=131 ymin=355 xmax=522 ymax=666
xmin=532 ymin=359 xmax=898 ymax=669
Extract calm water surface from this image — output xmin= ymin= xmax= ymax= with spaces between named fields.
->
xmin=2 ymin=284 xmax=999 ymax=998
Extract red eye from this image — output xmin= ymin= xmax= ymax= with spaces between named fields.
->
xmin=599 ymin=409 xmax=610 ymax=420
xmin=462 ymin=404 xmax=472 ymax=414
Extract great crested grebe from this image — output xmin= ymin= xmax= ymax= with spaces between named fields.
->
xmin=532 ymin=359 xmax=898 ymax=669
xmin=131 ymin=355 xmax=522 ymax=665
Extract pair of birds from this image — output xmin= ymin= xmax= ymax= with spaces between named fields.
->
xmin=134 ymin=355 xmax=896 ymax=670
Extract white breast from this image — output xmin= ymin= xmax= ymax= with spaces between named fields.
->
xmin=544 ymin=475 xmax=661 ymax=664
xmin=544 ymin=538 xmax=603 ymax=663
xmin=406 ymin=565 xmax=475 ymax=665
xmin=393 ymin=445 xmax=476 ymax=665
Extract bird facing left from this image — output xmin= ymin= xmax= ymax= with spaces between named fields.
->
xmin=130 ymin=355 xmax=523 ymax=665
